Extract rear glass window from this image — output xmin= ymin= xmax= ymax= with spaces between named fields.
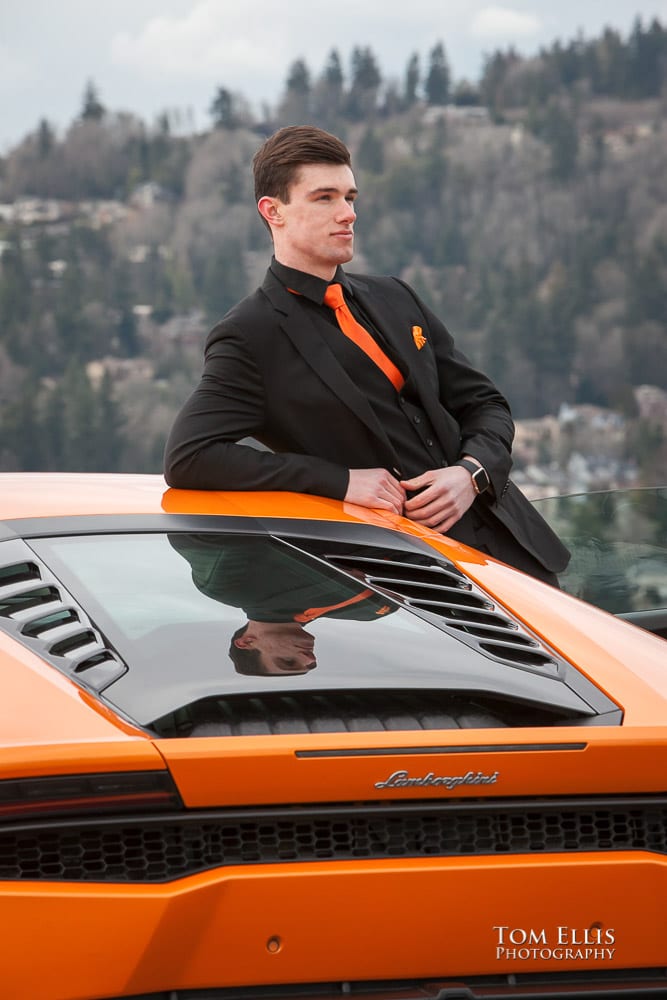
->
xmin=30 ymin=532 xmax=592 ymax=727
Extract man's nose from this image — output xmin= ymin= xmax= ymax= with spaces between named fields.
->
xmin=338 ymin=200 xmax=356 ymax=223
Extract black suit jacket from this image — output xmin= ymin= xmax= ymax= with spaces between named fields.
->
xmin=164 ymin=268 xmax=570 ymax=574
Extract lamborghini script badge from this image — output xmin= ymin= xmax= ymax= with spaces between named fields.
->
xmin=375 ymin=769 xmax=499 ymax=790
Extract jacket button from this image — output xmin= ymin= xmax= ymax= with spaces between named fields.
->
xmin=414 ymin=415 xmax=421 ymax=424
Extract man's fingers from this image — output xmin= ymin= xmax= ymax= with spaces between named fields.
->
xmin=403 ymin=484 xmax=440 ymax=514
xmin=400 ymin=474 xmax=428 ymax=492
xmin=345 ymin=468 xmax=406 ymax=513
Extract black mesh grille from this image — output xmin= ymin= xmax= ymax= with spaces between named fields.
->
xmin=291 ymin=540 xmax=564 ymax=675
xmin=2 ymin=797 xmax=666 ymax=883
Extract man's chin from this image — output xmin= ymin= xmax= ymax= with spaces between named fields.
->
xmin=330 ymin=243 xmax=354 ymax=262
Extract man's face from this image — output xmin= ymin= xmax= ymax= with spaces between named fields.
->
xmin=260 ymin=162 xmax=358 ymax=280
xmin=235 ymin=621 xmax=317 ymax=675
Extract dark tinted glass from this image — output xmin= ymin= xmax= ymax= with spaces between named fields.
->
xmin=534 ymin=488 xmax=667 ymax=616
xmin=31 ymin=531 xmax=596 ymax=726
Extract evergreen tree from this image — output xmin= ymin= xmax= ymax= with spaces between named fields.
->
xmin=80 ymin=80 xmax=105 ymax=122
xmin=1 ymin=376 xmax=43 ymax=470
xmin=626 ymin=237 xmax=667 ymax=325
xmin=480 ymin=49 xmax=520 ymax=118
xmin=279 ymin=59 xmax=312 ymax=123
xmin=404 ymin=53 xmax=420 ymax=108
xmin=37 ymin=118 xmax=54 ymax=158
xmin=347 ymin=46 xmax=382 ymax=120
xmin=357 ymin=127 xmax=385 ymax=174
xmin=0 ymin=232 xmax=31 ymax=336
xmin=542 ymin=101 xmax=579 ymax=181
xmin=286 ymin=58 xmax=311 ymax=96
xmin=95 ymin=371 xmax=124 ymax=470
xmin=323 ymin=49 xmax=344 ymax=90
xmin=627 ymin=17 xmax=667 ymax=97
xmin=425 ymin=42 xmax=450 ymax=105
xmin=312 ymin=50 xmax=345 ymax=126
xmin=591 ymin=28 xmax=626 ymax=95
xmin=61 ymin=361 xmax=99 ymax=469
xmin=39 ymin=380 xmax=67 ymax=470
xmin=210 ymin=87 xmax=240 ymax=129
xmin=201 ymin=240 xmax=247 ymax=322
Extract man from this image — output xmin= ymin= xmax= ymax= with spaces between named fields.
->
xmin=164 ymin=125 xmax=569 ymax=585
xmin=170 ymin=533 xmax=395 ymax=676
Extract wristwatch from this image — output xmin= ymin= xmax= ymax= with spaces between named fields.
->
xmin=455 ymin=459 xmax=491 ymax=496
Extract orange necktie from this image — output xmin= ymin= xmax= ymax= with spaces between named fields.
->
xmin=323 ymin=283 xmax=405 ymax=391
xmin=293 ymin=588 xmax=375 ymax=622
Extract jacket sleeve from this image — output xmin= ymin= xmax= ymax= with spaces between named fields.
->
xmin=163 ymin=321 xmax=349 ymax=497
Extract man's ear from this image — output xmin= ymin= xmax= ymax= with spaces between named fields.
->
xmin=233 ymin=633 xmax=256 ymax=649
xmin=257 ymin=196 xmax=283 ymax=227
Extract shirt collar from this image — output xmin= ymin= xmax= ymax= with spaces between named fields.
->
xmin=270 ymin=257 xmax=352 ymax=305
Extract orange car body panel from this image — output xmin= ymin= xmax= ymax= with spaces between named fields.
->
xmin=3 ymin=855 xmax=667 ymax=999
xmin=155 ymin=728 xmax=667 ymax=807
xmin=1 ymin=473 xmax=667 ymax=998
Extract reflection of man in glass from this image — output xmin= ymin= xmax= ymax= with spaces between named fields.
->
xmin=169 ymin=534 xmax=394 ymax=675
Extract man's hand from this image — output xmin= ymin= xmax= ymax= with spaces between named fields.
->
xmin=400 ymin=465 xmax=476 ymax=533
xmin=345 ymin=468 xmax=406 ymax=514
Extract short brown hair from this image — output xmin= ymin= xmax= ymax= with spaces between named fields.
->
xmin=253 ymin=125 xmax=351 ymax=204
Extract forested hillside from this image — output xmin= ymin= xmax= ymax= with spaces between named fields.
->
xmin=1 ymin=19 xmax=666 ymax=484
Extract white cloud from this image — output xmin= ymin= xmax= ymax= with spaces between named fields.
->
xmin=0 ymin=44 xmax=35 ymax=90
xmin=107 ymin=0 xmax=471 ymax=92
xmin=470 ymin=6 xmax=542 ymax=40
xmin=109 ymin=1 xmax=274 ymax=81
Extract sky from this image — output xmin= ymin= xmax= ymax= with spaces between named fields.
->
xmin=2 ymin=0 xmax=666 ymax=151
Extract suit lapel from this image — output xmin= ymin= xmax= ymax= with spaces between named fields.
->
xmin=350 ymin=276 xmax=433 ymax=400
xmin=350 ymin=277 xmax=417 ymax=371
xmin=350 ymin=276 xmax=462 ymax=461
xmin=261 ymin=273 xmax=399 ymax=467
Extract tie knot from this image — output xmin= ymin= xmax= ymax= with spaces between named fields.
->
xmin=323 ymin=283 xmax=345 ymax=310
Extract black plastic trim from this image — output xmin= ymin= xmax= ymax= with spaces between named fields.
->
xmin=0 ymin=537 xmax=128 ymax=691
xmin=296 ymin=743 xmax=587 ymax=758
xmin=100 ymin=967 xmax=667 ymax=999
xmin=2 ymin=514 xmax=445 ymax=551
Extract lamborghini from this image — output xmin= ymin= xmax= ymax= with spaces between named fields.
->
xmin=0 ymin=473 xmax=666 ymax=1000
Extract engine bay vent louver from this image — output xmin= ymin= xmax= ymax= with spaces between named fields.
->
xmin=295 ymin=542 xmax=562 ymax=677
xmin=0 ymin=541 xmax=127 ymax=690
xmin=151 ymin=688 xmax=577 ymax=738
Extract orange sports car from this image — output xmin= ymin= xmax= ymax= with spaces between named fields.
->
xmin=1 ymin=473 xmax=666 ymax=1000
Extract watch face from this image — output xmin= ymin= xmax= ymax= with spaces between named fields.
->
xmin=473 ymin=467 xmax=490 ymax=494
